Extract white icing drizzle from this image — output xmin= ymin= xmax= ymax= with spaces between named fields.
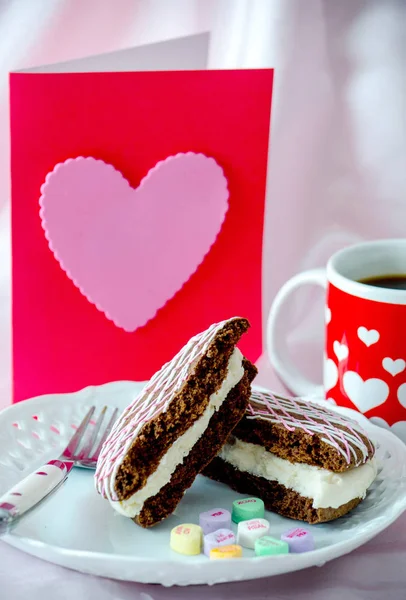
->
xmin=246 ymin=391 xmax=374 ymax=467
xmin=95 ymin=317 xmax=244 ymax=501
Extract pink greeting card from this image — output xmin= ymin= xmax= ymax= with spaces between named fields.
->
xmin=10 ymin=34 xmax=273 ymax=402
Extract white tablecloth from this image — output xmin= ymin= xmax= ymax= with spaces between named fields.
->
xmin=1 ymin=514 xmax=405 ymax=600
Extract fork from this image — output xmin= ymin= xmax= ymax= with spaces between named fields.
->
xmin=0 ymin=405 xmax=118 ymax=536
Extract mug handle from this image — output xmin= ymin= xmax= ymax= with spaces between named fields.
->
xmin=266 ymin=268 xmax=327 ymax=398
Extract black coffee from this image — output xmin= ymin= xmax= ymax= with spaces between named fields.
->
xmin=358 ymin=275 xmax=406 ymax=290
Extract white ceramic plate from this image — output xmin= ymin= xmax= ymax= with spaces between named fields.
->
xmin=0 ymin=381 xmax=405 ymax=586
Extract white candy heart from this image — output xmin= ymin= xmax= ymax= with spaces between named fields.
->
xmin=324 ymin=358 xmax=338 ymax=392
xmin=237 ymin=518 xmax=270 ymax=549
xmin=325 ymin=307 xmax=331 ymax=324
xmin=397 ymin=383 xmax=406 ymax=409
xmin=382 ymin=357 xmax=406 ymax=377
xmin=333 ymin=341 xmax=349 ymax=361
xmin=343 ymin=371 xmax=389 ymax=413
xmin=370 ymin=417 xmax=406 ymax=444
xmin=357 ymin=326 xmax=380 ymax=347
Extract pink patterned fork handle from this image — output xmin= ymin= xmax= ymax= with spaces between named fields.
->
xmin=0 ymin=459 xmax=73 ymax=535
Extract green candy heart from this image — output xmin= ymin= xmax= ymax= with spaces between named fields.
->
xmin=232 ymin=497 xmax=265 ymax=524
xmin=255 ymin=536 xmax=289 ymax=557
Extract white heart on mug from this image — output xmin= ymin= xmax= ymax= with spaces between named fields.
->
xmin=324 ymin=358 xmax=338 ymax=392
xmin=343 ymin=371 xmax=389 ymax=413
xmin=325 ymin=306 xmax=331 ymax=324
xmin=397 ymin=383 xmax=406 ymax=408
xmin=382 ymin=357 xmax=406 ymax=377
xmin=357 ymin=326 xmax=380 ymax=347
xmin=370 ymin=416 xmax=406 ymax=445
xmin=333 ymin=341 xmax=349 ymax=362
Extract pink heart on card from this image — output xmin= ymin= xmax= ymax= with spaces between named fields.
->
xmin=40 ymin=154 xmax=228 ymax=331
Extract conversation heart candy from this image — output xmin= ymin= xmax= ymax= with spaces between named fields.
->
xmin=237 ymin=518 xmax=270 ymax=549
xmin=281 ymin=527 xmax=315 ymax=553
xmin=232 ymin=497 xmax=265 ymax=523
xmin=210 ymin=544 xmax=243 ymax=560
xmin=170 ymin=523 xmax=202 ymax=556
xmin=199 ymin=508 xmax=231 ymax=534
xmin=203 ymin=528 xmax=236 ymax=557
xmin=255 ymin=536 xmax=289 ymax=557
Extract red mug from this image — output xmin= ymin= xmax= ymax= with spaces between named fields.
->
xmin=267 ymin=239 xmax=406 ymax=443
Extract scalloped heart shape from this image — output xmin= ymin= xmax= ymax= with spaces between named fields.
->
xmin=40 ymin=154 xmax=229 ymax=331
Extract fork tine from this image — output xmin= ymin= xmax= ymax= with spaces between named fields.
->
xmin=63 ymin=406 xmax=95 ymax=459
xmin=90 ymin=407 xmax=119 ymax=461
xmin=78 ymin=406 xmax=107 ymax=459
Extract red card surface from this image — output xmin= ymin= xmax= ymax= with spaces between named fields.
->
xmin=10 ymin=69 xmax=273 ymax=402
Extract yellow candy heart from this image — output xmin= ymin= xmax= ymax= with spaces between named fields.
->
xmin=170 ymin=523 xmax=202 ymax=556
xmin=210 ymin=544 xmax=243 ymax=559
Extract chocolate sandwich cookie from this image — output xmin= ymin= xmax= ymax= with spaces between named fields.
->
xmin=95 ymin=317 xmax=257 ymax=528
xmin=204 ymin=390 xmax=377 ymax=524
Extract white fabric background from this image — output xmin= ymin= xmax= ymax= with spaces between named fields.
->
xmin=1 ymin=0 xmax=406 ymax=406
xmin=0 ymin=0 xmax=405 ymax=598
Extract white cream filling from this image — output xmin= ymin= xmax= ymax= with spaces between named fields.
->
xmin=111 ymin=347 xmax=244 ymax=517
xmin=219 ymin=438 xmax=377 ymax=509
